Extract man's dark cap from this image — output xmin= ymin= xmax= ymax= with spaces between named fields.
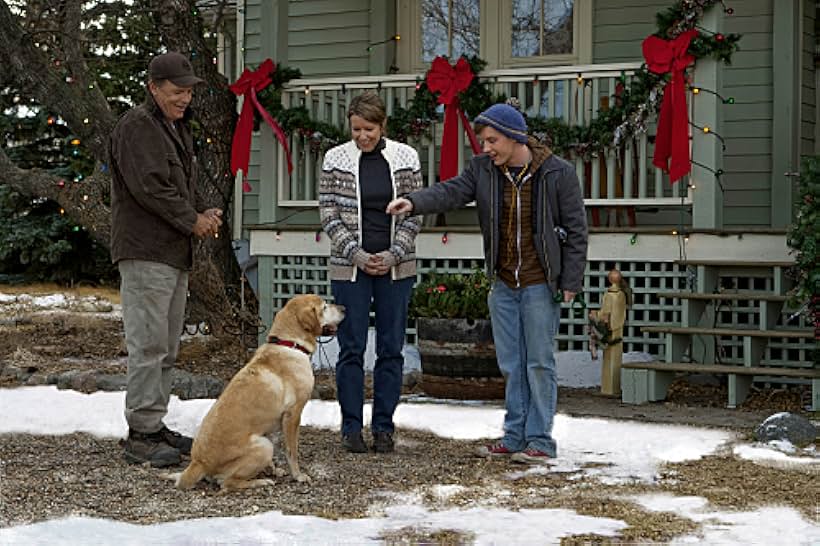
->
xmin=148 ymin=52 xmax=204 ymax=87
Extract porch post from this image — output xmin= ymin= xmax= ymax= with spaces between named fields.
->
xmin=258 ymin=0 xmax=289 ymax=344
xmin=690 ymin=7 xmax=723 ymax=229
xmin=771 ymin=0 xmax=800 ymax=227
xmin=369 ymin=0 xmax=397 ymax=75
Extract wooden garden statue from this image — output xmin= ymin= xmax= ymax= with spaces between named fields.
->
xmin=588 ymin=268 xmax=631 ymax=396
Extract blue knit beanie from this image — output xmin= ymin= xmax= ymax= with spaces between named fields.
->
xmin=473 ymin=103 xmax=529 ymax=143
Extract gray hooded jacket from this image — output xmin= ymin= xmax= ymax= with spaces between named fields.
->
xmin=407 ymin=143 xmax=588 ymax=293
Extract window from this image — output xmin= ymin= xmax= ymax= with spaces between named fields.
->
xmin=421 ymin=0 xmax=480 ymax=62
xmin=396 ymin=0 xmax=590 ymax=71
xmin=511 ymin=0 xmax=573 ymax=57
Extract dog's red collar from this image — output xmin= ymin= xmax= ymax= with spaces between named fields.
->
xmin=267 ymin=335 xmax=311 ymax=355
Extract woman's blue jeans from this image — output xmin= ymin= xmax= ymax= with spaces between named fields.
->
xmin=331 ymin=273 xmax=414 ymax=436
xmin=488 ymin=280 xmax=561 ymax=456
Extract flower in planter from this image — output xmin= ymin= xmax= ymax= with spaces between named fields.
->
xmin=410 ymin=269 xmax=490 ymax=320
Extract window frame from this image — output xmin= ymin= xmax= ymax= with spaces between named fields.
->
xmin=396 ymin=0 xmax=592 ymax=72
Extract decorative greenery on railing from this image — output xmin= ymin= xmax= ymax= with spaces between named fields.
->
xmin=252 ymin=0 xmax=739 ymax=163
xmin=786 ymin=157 xmax=819 ymax=351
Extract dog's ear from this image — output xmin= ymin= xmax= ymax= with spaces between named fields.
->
xmin=297 ymin=301 xmax=323 ymax=336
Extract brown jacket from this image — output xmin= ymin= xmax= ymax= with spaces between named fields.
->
xmin=109 ymin=96 xmax=203 ymax=270
xmin=497 ymin=141 xmax=552 ymax=288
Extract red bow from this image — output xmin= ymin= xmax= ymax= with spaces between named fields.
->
xmin=642 ymin=29 xmax=697 ymax=184
xmin=229 ymin=59 xmax=292 ymax=192
xmin=425 ymin=56 xmax=481 ymax=181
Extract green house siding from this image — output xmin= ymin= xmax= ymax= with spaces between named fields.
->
xmin=801 ymin=0 xmax=816 ymax=157
xmin=592 ymin=2 xmax=669 ymax=63
xmin=239 ymin=0 xmax=808 ymax=231
xmin=288 ymin=0 xmax=371 ymax=77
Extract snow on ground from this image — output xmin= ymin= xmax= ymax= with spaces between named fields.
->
xmin=631 ymin=494 xmax=820 ymax=545
xmin=0 ymin=291 xmax=117 ymax=317
xmin=1 ymin=387 xmax=818 ymax=545
xmin=1 ymin=386 xmax=732 ymax=485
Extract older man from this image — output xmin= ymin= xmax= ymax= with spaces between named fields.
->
xmin=110 ymin=52 xmax=222 ymax=467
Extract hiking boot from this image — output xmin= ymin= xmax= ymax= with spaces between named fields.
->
xmin=157 ymin=425 xmax=193 ymax=455
xmin=342 ymin=432 xmax=367 ymax=453
xmin=122 ymin=430 xmax=181 ymax=468
xmin=511 ymin=448 xmax=552 ymax=465
xmin=372 ymin=431 xmax=394 ymax=453
xmin=476 ymin=442 xmax=515 ymax=457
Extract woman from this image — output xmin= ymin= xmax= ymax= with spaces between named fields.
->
xmin=319 ymin=91 xmax=423 ymax=453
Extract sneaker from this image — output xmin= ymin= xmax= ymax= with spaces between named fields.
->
xmin=157 ymin=426 xmax=193 ymax=455
xmin=511 ymin=448 xmax=552 ymax=465
xmin=475 ymin=442 xmax=515 ymax=457
xmin=342 ymin=432 xmax=367 ymax=453
xmin=122 ymin=430 xmax=181 ymax=468
xmin=372 ymin=431 xmax=394 ymax=453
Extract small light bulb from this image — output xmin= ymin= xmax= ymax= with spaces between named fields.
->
xmin=692 ymin=87 xmax=700 ymax=94
xmin=83 ymin=118 xmax=89 ymax=124
xmin=702 ymin=126 xmax=711 ymax=133
xmin=60 ymin=208 xmax=65 ymax=214
xmin=672 ymin=230 xmax=678 ymax=235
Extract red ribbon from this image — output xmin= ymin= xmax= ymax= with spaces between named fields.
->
xmin=642 ymin=29 xmax=697 ymax=184
xmin=229 ymin=59 xmax=292 ymax=193
xmin=425 ymin=56 xmax=481 ymax=181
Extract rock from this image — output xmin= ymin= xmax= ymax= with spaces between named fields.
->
xmin=171 ymin=369 xmax=224 ymax=399
xmin=1 ymin=364 xmax=21 ymax=380
xmin=754 ymin=412 xmax=817 ymax=447
xmin=24 ymin=373 xmax=49 ymax=386
xmin=95 ymin=373 xmax=127 ymax=391
xmin=73 ymin=298 xmax=114 ymax=313
xmin=55 ymin=370 xmax=98 ymax=393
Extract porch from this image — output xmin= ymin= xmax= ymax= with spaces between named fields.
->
xmin=252 ymin=61 xmax=711 ymax=229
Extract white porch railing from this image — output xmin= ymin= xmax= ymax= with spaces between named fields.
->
xmin=272 ymin=62 xmax=692 ymax=213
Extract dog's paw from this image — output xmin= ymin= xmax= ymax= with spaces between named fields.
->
xmin=162 ymin=471 xmax=183 ymax=482
xmin=293 ymin=472 xmax=311 ymax=483
xmin=272 ymin=467 xmax=287 ymax=478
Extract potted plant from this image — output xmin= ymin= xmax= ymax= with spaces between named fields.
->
xmin=410 ymin=269 xmax=504 ymax=399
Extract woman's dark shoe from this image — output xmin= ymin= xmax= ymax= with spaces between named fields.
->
xmin=342 ymin=432 xmax=367 ymax=453
xmin=372 ymin=431 xmax=394 ymax=453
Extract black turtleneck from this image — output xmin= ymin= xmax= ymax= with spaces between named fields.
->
xmin=359 ymin=139 xmax=392 ymax=253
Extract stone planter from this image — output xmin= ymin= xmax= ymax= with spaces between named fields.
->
xmin=416 ymin=317 xmax=504 ymax=399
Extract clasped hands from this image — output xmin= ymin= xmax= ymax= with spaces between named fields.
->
xmin=193 ymin=208 xmax=223 ymax=239
xmin=360 ymin=251 xmax=393 ymax=276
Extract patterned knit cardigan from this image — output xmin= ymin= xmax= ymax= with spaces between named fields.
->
xmin=319 ymin=138 xmax=423 ymax=282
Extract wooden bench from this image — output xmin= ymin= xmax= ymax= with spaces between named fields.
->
xmin=640 ymin=325 xmax=812 ymax=370
xmin=655 ymin=291 xmax=788 ymax=302
xmin=621 ymin=361 xmax=820 ymax=409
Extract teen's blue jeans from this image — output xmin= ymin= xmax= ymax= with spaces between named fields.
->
xmin=331 ymin=273 xmax=414 ymax=436
xmin=488 ymin=280 xmax=561 ymax=456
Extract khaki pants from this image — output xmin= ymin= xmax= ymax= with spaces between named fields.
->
xmin=119 ymin=260 xmax=188 ymax=433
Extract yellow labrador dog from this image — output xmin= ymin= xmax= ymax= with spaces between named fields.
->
xmin=174 ymin=294 xmax=345 ymax=491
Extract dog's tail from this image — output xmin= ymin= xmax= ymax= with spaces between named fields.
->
xmin=175 ymin=460 xmax=206 ymax=490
